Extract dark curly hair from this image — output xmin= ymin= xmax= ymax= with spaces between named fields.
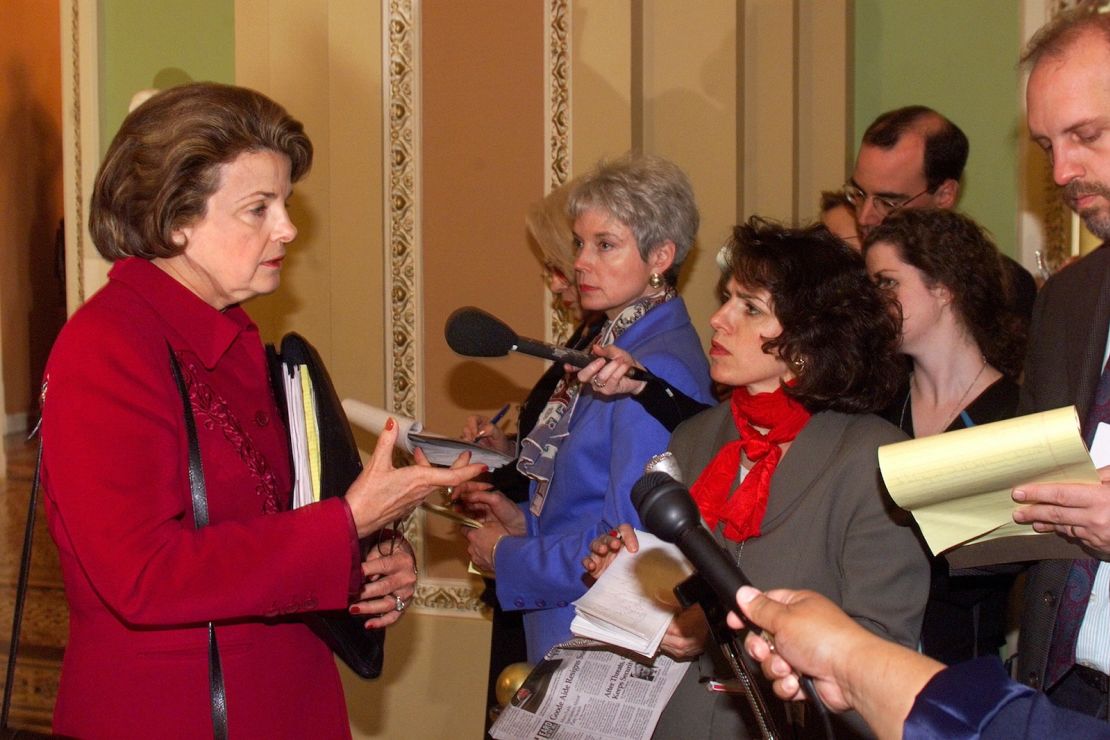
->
xmin=91 ymin=82 xmax=313 ymax=261
xmin=862 ymin=209 xmax=1027 ymax=378
xmin=718 ymin=218 xmax=904 ymax=413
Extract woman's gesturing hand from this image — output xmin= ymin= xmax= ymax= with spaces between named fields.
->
xmin=345 ymin=419 xmax=487 ymax=538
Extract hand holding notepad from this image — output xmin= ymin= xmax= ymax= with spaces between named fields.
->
xmin=877 ymin=406 xmax=1098 ymax=566
xmin=571 ymin=531 xmax=693 ymax=657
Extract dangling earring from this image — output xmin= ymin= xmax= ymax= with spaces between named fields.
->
xmin=792 ymin=356 xmax=807 ymax=374
xmin=648 ymin=272 xmax=665 ymax=289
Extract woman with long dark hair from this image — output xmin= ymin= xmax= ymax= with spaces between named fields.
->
xmin=864 ymin=207 xmax=1026 ymax=665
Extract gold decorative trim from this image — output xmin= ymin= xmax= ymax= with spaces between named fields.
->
xmin=546 ymin=0 xmax=571 ymax=192
xmin=1040 ymin=0 xmax=1076 ymax=267
xmin=61 ymin=0 xmax=101 ymax=313
xmin=384 ymin=0 xmax=421 ymax=423
xmin=384 ymin=1 xmax=483 ymax=617
xmin=69 ymin=0 xmax=85 ymax=305
xmin=546 ymin=0 xmax=573 ymax=344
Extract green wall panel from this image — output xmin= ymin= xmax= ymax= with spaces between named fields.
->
xmin=100 ymin=0 xmax=235 ymax=155
xmin=854 ymin=0 xmax=1022 ymax=257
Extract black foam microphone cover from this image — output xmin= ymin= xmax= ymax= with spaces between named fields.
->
xmin=631 ymin=471 xmax=752 ymax=609
xmin=444 ymin=307 xmax=518 ymax=357
xmin=444 ymin=305 xmax=650 ymax=380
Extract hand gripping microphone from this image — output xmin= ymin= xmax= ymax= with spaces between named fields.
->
xmin=630 ymin=469 xmax=752 ymax=612
xmin=634 ymin=455 xmax=834 ymax=739
xmin=444 ymin=306 xmax=649 ymax=381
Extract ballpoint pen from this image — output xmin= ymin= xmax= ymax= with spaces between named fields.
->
xmin=474 ymin=402 xmax=511 ymax=442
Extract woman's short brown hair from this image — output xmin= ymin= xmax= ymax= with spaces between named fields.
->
xmin=90 ymin=82 xmax=313 ymax=261
xmin=718 ymin=217 xmax=904 ymax=414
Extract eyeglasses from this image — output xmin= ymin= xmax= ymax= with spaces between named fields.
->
xmin=842 ymin=183 xmax=932 ymax=220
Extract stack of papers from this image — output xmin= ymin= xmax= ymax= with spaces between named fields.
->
xmin=571 ymin=531 xmax=692 ymax=657
xmin=283 ymin=363 xmax=321 ymax=510
xmin=878 ymin=405 xmax=1096 ymax=566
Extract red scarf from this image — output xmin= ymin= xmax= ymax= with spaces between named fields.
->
xmin=689 ymin=385 xmax=811 ymax=542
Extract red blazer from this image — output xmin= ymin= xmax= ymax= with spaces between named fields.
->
xmin=42 ymin=258 xmax=359 ymax=739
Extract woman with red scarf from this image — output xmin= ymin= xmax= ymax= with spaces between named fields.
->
xmin=584 ymin=218 xmax=930 ymax=739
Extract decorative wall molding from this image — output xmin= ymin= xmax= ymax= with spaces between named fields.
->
xmin=546 ymin=0 xmax=574 ymax=344
xmin=384 ymin=0 xmax=422 ymax=425
xmin=61 ymin=0 xmax=101 ymax=312
xmin=383 ymin=0 xmax=484 ymax=616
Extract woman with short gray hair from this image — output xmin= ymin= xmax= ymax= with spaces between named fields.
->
xmin=456 ymin=152 xmax=714 ymax=662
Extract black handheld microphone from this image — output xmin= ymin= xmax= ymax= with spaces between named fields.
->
xmin=632 ymin=463 xmax=835 ymax=738
xmin=444 ymin=306 xmax=650 ymax=381
xmin=631 ymin=470 xmax=753 ymax=614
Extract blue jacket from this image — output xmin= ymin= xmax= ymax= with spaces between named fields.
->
xmin=494 ymin=297 xmax=713 ymax=661
xmin=906 ymin=657 xmax=1110 ymax=738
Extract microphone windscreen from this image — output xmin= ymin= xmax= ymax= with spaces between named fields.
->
xmin=444 ymin=307 xmax=519 ymax=358
xmin=644 ymin=451 xmax=683 ymax=480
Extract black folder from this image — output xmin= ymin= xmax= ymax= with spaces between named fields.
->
xmin=267 ymin=332 xmax=385 ymax=680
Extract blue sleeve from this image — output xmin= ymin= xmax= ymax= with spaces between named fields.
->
xmin=494 ymin=318 xmax=711 ymax=612
xmin=494 ymin=395 xmax=676 ymax=608
xmin=905 ymin=658 xmax=1110 ymax=739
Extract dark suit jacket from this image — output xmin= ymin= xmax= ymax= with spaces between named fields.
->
xmin=1016 ymin=246 xmax=1110 ymax=691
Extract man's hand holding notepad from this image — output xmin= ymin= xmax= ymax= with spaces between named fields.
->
xmin=878 ymin=406 xmax=1098 ymax=567
xmin=570 ymin=531 xmax=693 ymax=657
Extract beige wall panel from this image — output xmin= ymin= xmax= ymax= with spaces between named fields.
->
xmin=796 ymin=0 xmax=852 ymax=223
xmin=640 ymin=0 xmax=738 ymax=348
xmin=325 ymin=1 xmax=387 ymax=414
xmin=421 ymin=0 xmax=547 ymax=582
xmin=235 ymin=0 xmax=385 ymax=425
xmin=570 ymin=0 xmax=633 ymax=172
xmin=741 ymin=0 xmax=796 ymax=223
xmin=236 ymin=1 xmax=335 ymax=359
xmin=341 ymin=614 xmax=491 ymax=739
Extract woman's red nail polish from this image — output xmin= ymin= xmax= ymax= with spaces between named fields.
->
xmin=348 ymin=605 xmax=360 ymax=615
xmin=609 ymin=529 xmax=618 ymax=537
xmin=385 ymin=417 xmax=395 ymax=431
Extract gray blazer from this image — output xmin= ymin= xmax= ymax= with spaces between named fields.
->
xmin=1017 ymin=246 xmax=1110 ymax=691
xmin=652 ymin=404 xmax=930 ymax=739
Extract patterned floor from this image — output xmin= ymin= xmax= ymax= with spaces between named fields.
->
xmin=0 ymin=433 xmax=65 ymax=734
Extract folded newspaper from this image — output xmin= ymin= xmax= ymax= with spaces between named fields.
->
xmin=490 ymin=645 xmax=690 ymax=740
xmin=570 ymin=531 xmax=693 ymax=657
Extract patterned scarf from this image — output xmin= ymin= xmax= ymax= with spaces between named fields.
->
xmin=689 ymin=385 xmax=811 ymax=542
xmin=518 ymin=288 xmax=676 ymax=517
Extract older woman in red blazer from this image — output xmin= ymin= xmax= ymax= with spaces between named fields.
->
xmin=40 ymin=83 xmax=484 ymax=739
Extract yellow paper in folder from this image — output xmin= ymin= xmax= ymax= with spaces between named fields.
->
xmin=877 ymin=406 xmax=1099 ymax=558
xmin=300 ymin=367 xmax=322 ymax=502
